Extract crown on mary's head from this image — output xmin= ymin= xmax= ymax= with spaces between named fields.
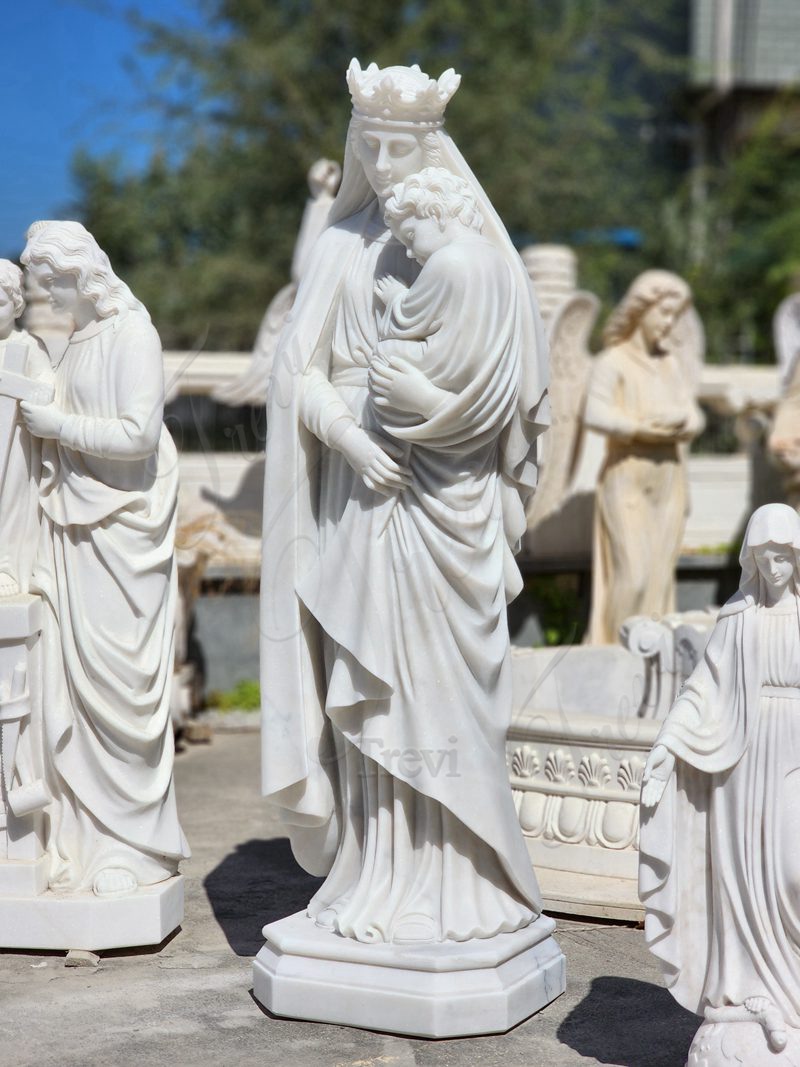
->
xmin=347 ymin=59 xmax=461 ymax=127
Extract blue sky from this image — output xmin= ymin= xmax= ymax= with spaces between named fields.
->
xmin=4 ymin=0 xmax=199 ymax=256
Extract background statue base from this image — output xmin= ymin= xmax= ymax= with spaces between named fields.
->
xmin=0 ymin=874 xmax=184 ymax=952
xmin=253 ymin=910 xmax=565 ymax=1037
xmin=687 ymin=1020 xmax=800 ymax=1066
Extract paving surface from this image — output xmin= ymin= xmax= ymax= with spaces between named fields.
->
xmin=0 ymin=731 xmax=700 ymax=1067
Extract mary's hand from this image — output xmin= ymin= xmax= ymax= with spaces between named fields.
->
xmin=338 ymin=424 xmax=411 ymax=497
xmin=641 ymin=744 xmax=676 ymax=809
xmin=370 ymin=357 xmax=448 ymax=419
xmin=19 ymin=401 xmax=64 ymax=441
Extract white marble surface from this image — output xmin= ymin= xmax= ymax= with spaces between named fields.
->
xmin=254 ymin=910 xmax=565 ymax=1038
xmin=0 ymin=875 xmax=183 ymax=952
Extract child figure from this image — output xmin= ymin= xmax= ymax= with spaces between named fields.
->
xmin=368 ymin=166 xmax=491 ymax=432
xmin=0 ymin=260 xmax=52 ymax=596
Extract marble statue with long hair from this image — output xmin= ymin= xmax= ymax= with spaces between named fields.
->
xmin=19 ymin=221 xmax=189 ymax=902
xmin=584 ymin=270 xmax=705 ymax=644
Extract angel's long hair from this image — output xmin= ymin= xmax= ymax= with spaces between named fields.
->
xmin=603 ymin=269 xmax=690 ymax=347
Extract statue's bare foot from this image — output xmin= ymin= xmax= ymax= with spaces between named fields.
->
xmin=745 ymin=997 xmax=788 ymax=1052
xmin=93 ymin=868 xmax=137 ymax=897
xmin=391 ymin=912 xmax=439 ymax=944
xmin=0 ymin=572 xmax=20 ymax=598
xmin=313 ymin=907 xmax=339 ymax=931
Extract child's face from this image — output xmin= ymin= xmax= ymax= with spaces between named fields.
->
xmin=0 ymin=288 xmax=17 ymax=338
xmin=393 ymin=214 xmax=453 ymax=265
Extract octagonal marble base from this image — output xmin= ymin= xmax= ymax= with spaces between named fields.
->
xmin=0 ymin=875 xmax=183 ymax=952
xmin=253 ymin=910 xmax=565 ymax=1037
xmin=687 ymin=1020 xmax=800 ymax=1066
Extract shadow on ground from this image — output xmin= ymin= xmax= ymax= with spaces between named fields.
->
xmin=558 ymin=976 xmax=699 ymax=1067
xmin=204 ymin=837 xmax=323 ymax=956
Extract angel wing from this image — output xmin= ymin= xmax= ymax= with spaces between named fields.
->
xmin=669 ymin=303 xmax=706 ymax=393
xmin=774 ymin=293 xmax=800 ymax=389
xmin=527 ymin=290 xmax=600 ymax=528
xmin=212 ymin=282 xmax=297 ymax=406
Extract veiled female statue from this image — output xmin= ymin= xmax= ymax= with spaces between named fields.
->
xmin=640 ymin=503 xmax=800 ymax=1063
xmin=19 ymin=221 xmax=189 ymax=897
xmin=260 ymin=60 xmax=550 ymax=946
xmin=585 ymin=270 xmax=704 ymax=644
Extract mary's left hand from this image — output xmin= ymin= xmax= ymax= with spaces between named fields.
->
xmin=370 ymin=357 xmax=448 ymax=419
xmin=19 ymin=401 xmax=65 ymax=440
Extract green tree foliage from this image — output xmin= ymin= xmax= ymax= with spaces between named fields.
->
xmin=73 ymin=0 xmax=689 ymax=350
xmin=662 ymin=98 xmax=800 ymax=363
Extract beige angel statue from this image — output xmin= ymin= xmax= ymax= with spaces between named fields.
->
xmin=584 ymin=270 xmax=705 ymax=644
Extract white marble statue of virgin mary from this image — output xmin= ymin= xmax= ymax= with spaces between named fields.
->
xmin=640 ymin=502 xmax=800 ymax=1056
xmin=19 ymin=221 xmax=189 ymax=897
xmin=260 ymin=60 xmax=550 ymax=944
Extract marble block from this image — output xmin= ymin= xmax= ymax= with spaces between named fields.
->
xmin=0 ymin=875 xmax=183 ymax=952
xmin=253 ymin=911 xmax=565 ymax=1038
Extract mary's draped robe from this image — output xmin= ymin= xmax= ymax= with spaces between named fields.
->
xmin=261 ymin=210 xmax=543 ymax=941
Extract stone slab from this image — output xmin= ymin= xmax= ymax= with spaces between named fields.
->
xmin=0 ymin=874 xmax=184 ymax=952
xmin=253 ymin=909 xmax=565 ymax=1038
xmin=535 ymin=867 xmax=644 ymax=923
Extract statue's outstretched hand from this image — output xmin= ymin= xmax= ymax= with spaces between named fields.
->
xmin=641 ymin=744 xmax=675 ymax=809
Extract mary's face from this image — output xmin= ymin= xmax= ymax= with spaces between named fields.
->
xmin=356 ymin=127 xmax=427 ymax=198
xmin=754 ymin=542 xmax=796 ymax=592
xmin=640 ymin=293 xmax=686 ymax=355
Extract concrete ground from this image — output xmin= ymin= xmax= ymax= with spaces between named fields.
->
xmin=1 ymin=731 xmax=700 ymax=1067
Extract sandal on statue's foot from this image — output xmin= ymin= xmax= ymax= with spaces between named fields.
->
xmin=391 ymin=913 xmax=439 ymax=944
xmin=93 ymin=868 xmax=137 ymax=897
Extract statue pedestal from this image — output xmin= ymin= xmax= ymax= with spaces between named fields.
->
xmin=253 ymin=911 xmax=565 ymax=1038
xmin=0 ymin=875 xmax=184 ymax=952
